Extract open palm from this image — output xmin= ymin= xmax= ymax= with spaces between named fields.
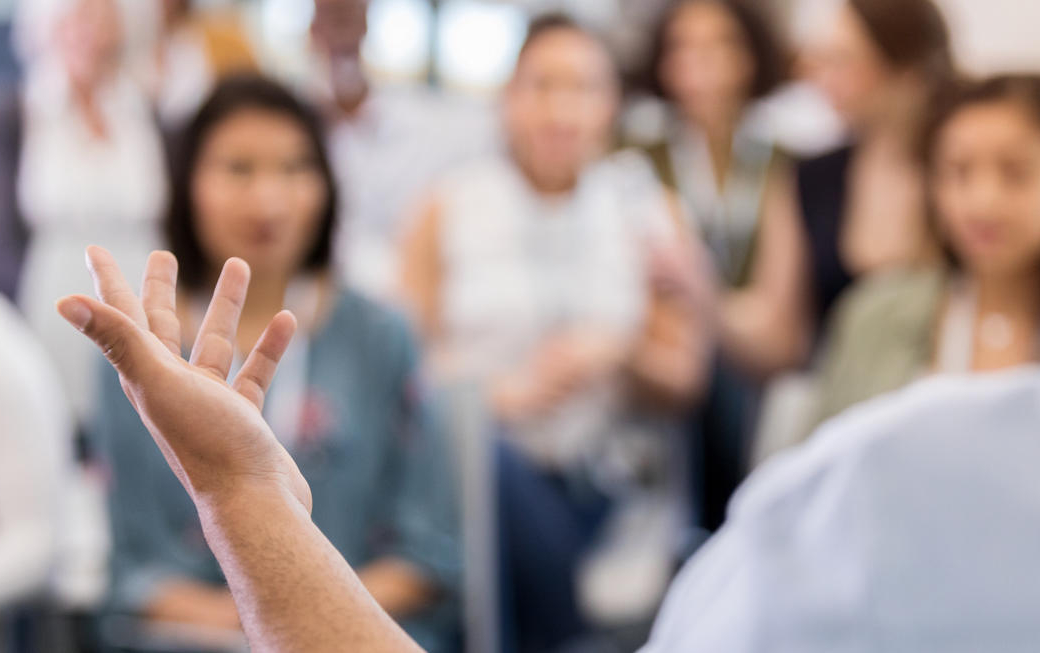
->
xmin=57 ymin=247 xmax=311 ymax=512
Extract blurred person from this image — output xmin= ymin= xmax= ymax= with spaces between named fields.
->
xmin=55 ymin=242 xmax=1040 ymax=653
xmin=797 ymin=0 xmax=953 ymax=333
xmin=0 ymin=74 xmax=21 ymax=302
xmin=91 ymin=76 xmax=459 ymax=653
xmin=146 ymin=0 xmax=258 ymax=128
xmin=0 ymin=0 xmax=21 ymax=302
xmin=16 ymin=0 xmax=167 ymax=423
xmin=309 ymin=0 xmax=499 ymax=299
xmin=644 ymin=0 xmax=807 ymax=377
xmin=809 ymin=75 xmax=1040 ymax=427
xmin=640 ymin=0 xmax=811 ymax=532
xmin=0 ymin=295 xmax=70 ymax=611
xmin=401 ymin=15 xmax=708 ymax=652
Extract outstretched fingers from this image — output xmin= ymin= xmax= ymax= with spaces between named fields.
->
xmin=232 ymin=310 xmax=298 ymax=410
xmin=141 ymin=251 xmax=182 ymax=356
xmin=86 ymin=246 xmax=149 ymax=329
xmin=189 ymin=258 xmax=251 ymax=380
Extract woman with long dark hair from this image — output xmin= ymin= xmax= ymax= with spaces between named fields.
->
xmin=92 ymin=75 xmax=459 ymax=652
xmin=799 ymin=0 xmax=954 ymax=330
xmin=811 ymin=75 xmax=1040 ymax=428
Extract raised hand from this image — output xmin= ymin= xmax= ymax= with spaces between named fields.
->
xmin=57 ymin=247 xmax=312 ymax=512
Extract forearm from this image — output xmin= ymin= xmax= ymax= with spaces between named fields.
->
xmin=145 ymin=579 xmax=240 ymax=629
xmin=718 ymin=290 xmax=808 ymax=379
xmin=628 ymin=339 xmax=707 ymax=410
xmin=359 ymin=558 xmax=438 ymax=618
xmin=627 ymin=300 xmax=709 ymax=409
xmin=196 ymin=482 xmax=423 ymax=653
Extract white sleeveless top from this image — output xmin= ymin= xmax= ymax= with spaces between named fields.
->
xmin=433 ymin=151 xmax=676 ymax=470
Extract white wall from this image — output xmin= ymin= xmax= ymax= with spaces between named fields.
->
xmin=790 ymin=0 xmax=1040 ymax=74
xmin=937 ymin=0 xmax=1040 ymax=74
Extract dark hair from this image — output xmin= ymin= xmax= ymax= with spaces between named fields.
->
xmin=165 ymin=74 xmax=337 ymax=290
xmin=643 ymin=0 xmax=790 ymax=100
xmin=921 ymin=75 xmax=1040 ymax=266
xmin=848 ymin=0 xmax=952 ymax=79
xmin=516 ymin=12 xmax=617 ymax=77
xmin=922 ymin=75 xmax=1040 ymax=171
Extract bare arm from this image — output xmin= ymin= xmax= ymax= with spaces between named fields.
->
xmin=57 ymin=247 xmax=422 ymax=653
xmin=358 ymin=559 xmax=438 ymax=619
xmin=145 ymin=580 xmax=241 ymax=630
xmin=718 ymin=159 xmax=810 ymax=378
xmin=627 ymin=195 xmax=714 ymax=409
xmin=197 ymin=483 xmax=423 ymax=653
xmin=399 ymin=196 xmax=444 ymax=341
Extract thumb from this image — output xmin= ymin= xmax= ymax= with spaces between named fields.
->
xmin=57 ymin=294 xmax=154 ymax=378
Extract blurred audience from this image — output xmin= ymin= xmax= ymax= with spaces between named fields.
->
xmin=811 ymin=75 xmax=1040 ymax=427
xmin=91 ymin=76 xmax=459 ymax=653
xmin=16 ymin=0 xmax=167 ymax=423
xmin=146 ymin=0 xmax=258 ymax=128
xmin=798 ymin=0 xmax=953 ymax=334
xmin=308 ymin=0 xmax=499 ymax=299
xmin=401 ymin=15 xmax=707 ymax=652
xmin=2 ymin=0 xmax=1039 ymax=651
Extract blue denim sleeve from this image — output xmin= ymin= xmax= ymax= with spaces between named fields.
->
xmin=89 ymin=362 xmax=194 ymax=612
xmin=380 ymin=317 xmax=462 ymax=594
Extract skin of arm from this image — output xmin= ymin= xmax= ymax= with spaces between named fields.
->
xmin=144 ymin=559 xmax=436 ymax=634
xmin=398 ymin=196 xmax=444 ymax=343
xmin=57 ymin=247 xmax=423 ymax=653
xmin=145 ymin=580 xmax=241 ymax=630
xmin=626 ymin=193 xmax=714 ymax=410
xmin=717 ymin=158 xmax=811 ymax=379
xmin=359 ymin=558 xmax=439 ymax=619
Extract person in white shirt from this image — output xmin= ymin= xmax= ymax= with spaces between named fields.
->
xmin=642 ymin=366 xmax=1040 ymax=652
xmin=0 ymin=296 xmax=69 ymax=609
xmin=309 ymin=0 xmax=499 ymax=299
xmin=47 ymin=66 xmax=1040 ymax=653
xmin=16 ymin=0 xmax=167 ymax=424
xmin=57 ymin=244 xmax=1040 ymax=653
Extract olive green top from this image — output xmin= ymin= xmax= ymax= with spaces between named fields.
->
xmin=811 ymin=267 xmax=947 ymax=431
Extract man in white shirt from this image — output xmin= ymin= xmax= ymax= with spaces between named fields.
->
xmin=58 ymin=247 xmax=1040 ymax=652
xmin=643 ymin=368 xmax=1040 ymax=652
xmin=309 ymin=0 xmax=498 ymax=298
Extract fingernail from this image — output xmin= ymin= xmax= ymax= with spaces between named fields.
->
xmin=58 ymin=299 xmax=92 ymax=331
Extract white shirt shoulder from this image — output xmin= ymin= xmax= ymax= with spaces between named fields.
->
xmin=643 ymin=369 xmax=1040 ymax=653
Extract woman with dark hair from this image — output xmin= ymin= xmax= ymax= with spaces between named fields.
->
xmin=92 ymin=75 xmax=459 ymax=652
xmin=402 ymin=14 xmax=707 ymax=652
xmin=644 ymin=0 xmax=807 ymax=378
xmin=640 ymin=0 xmax=809 ymax=534
xmin=798 ymin=0 xmax=954 ymax=331
xmin=806 ymin=75 xmax=1040 ymax=430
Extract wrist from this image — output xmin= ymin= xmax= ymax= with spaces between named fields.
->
xmin=194 ymin=473 xmax=312 ymax=527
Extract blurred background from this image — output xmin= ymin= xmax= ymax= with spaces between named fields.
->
xmin=1 ymin=1 xmax=1039 ymax=652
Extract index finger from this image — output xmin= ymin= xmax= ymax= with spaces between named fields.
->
xmin=86 ymin=246 xmax=148 ymax=329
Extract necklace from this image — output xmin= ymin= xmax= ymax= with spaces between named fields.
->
xmin=978 ymin=313 xmax=1015 ymax=351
